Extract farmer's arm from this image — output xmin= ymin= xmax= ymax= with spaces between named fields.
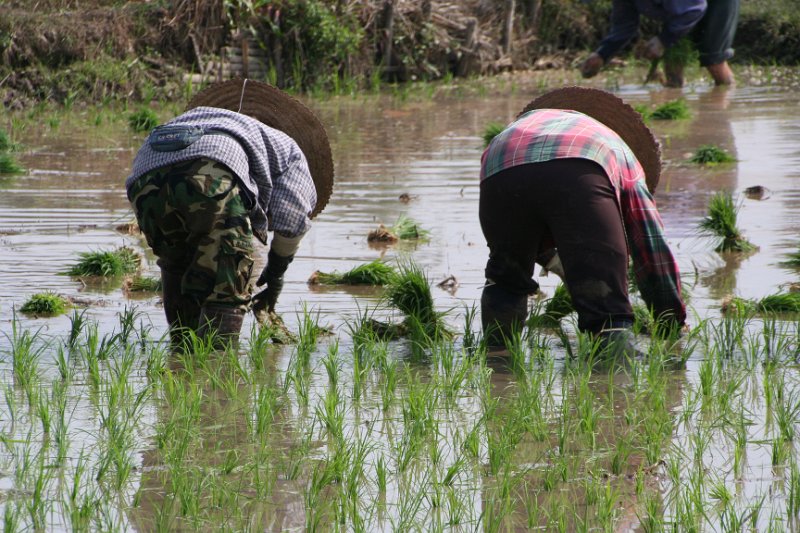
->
xmin=255 ymin=143 xmax=317 ymax=311
xmin=621 ymin=179 xmax=686 ymax=328
xmin=596 ymin=0 xmax=642 ymax=62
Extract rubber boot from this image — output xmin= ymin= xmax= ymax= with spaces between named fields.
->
xmin=481 ymin=282 xmax=528 ymax=352
xmin=595 ymin=327 xmax=644 ymax=360
xmin=161 ymin=270 xmax=200 ymax=352
xmin=196 ymin=303 xmax=245 ymax=349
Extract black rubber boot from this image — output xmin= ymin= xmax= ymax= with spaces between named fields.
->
xmin=161 ymin=270 xmax=200 ymax=351
xmin=481 ymin=282 xmax=528 ymax=351
xmin=196 ymin=303 xmax=245 ymax=349
xmin=595 ymin=327 xmax=644 ymax=360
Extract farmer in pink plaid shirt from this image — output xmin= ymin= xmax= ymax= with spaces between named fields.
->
xmin=480 ymin=87 xmax=686 ymax=357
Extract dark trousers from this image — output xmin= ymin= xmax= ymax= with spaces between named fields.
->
xmin=694 ymin=0 xmax=739 ymax=66
xmin=479 ymin=158 xmax=633 ymax=334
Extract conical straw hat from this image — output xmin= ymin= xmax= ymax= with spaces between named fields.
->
xmin=187 ymin=79 xmax=334 ymax=217
xmin=519 ymin=86 xmax=661 ymax=193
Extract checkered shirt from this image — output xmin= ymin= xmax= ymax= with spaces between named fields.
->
xmin=127 ymin=106 xmax=317 ymax=242
xmin=481 ymin=109 xmax=686 ymax=324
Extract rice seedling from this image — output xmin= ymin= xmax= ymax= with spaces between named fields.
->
xmin=690 ymin=144 xmax=736 ymax=165
xmin=128 ymin=107 xmax=159 ymax=133
xmin=123 ymin=275 xmax=162 ymax=292
xmin=368 ymin=215 xmax=430 ymax=243
xmin=778 ymin=244 xmax=800 ymax=271
xmin=0 ymin=153 xmax=25 ymax=174
xmin=20 ymin=292 xmax=69 ymax=316
xmin=650 ymin=98 xmax=690 ymax=120
xmin=724 ymin=292 xmax=800 ymax=316
xmin=384 ymin=260 xmax=450 ymax=338
xmin=698 ymin=191 xmax=756 ymax=252
xmin=308 ymin=260 xmax=396 ymax=285
xmin=528 ymin=284 xmax=574 ymax=328
xmin=0 ymin=128 xmax=14 ymax=151
xmin=65 ymin=246 xmax=140 ymax=277
xmin=482 ymin=122 xmax=505 ymax=147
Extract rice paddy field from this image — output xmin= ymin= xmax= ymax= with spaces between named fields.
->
xmin=1 ymin=73 xmax=800 ymax=531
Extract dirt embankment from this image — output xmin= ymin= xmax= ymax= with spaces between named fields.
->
xmin=1 ymin=0 xmax=798 ymax=109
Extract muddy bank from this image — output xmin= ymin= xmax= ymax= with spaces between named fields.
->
xmin=1 ymin=0 xmax=799 ymax=107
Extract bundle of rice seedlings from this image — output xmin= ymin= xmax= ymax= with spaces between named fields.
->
xmin=482 ymin=122 xmax=505 ymax=148
xmin=66 ymin=247 xmax=141 ymax=277
xmin=529 ymin=283 xmax=574 ymax=328
xmin=20 ymin=292 xmax=70 ymax=316
xmin=124 ymin=275 xmax=162 ymax=292
xmin=650 ymin=99 xmax=690 ymax=120
xmin=690 ymin=145 xmax=736 ymax=165
xmin=391 ymin=215 xmax=429 ymax=240
xmin=128 ymin=108 xmax=159 ymax=133
xmin=698 ymin=191 xmax=756 ymax=253
xmin=367 ymin=215 xmax=429 ymax=243
xmin=384 ymin=260 xmax=449 ymax=337
xmin=723 ymin=292 xmax=800 ymax=315
xmin=0 ymin=153 xmax=24 ymax=174
xmin=780 ymin=248 xmax=800 ymax=269
xmin=308 ymin=260 xmax=396 ymax=286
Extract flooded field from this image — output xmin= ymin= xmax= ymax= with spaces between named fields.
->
xmin=1 ymin=74 xmax=799 ymax=530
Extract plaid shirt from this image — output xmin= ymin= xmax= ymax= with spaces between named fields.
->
xmin=127 ymin=107 xmax=317 ymax=243
xmin=481 ymin=109 xmax=685 ymax=324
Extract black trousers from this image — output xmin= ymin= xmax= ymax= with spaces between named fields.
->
xmin=479 ymin=158 xmax=634 ymax=334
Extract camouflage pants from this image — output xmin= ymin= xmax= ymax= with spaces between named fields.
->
xmin=128 ymin=158 xmax=255 ymax=311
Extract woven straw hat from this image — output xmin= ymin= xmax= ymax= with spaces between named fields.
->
xmin=187 ymin=79 xmax=334 ymax=217
xmin=519 ymin=86 xmax=661 ymax=193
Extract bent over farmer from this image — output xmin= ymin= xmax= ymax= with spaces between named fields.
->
xmin=479 ymin=86 xmax=686 ymax=356
xmin=126 ymin=79 xmax=334 ymax=347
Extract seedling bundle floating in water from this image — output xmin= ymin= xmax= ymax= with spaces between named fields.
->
xmin=650 ymin=98 xmax=691 ymax=120
xmin=368 ymin=215 xmax=429 ymax=243
xmin=66 ymin=247 xmax=141 ymax=277
xmin=384 ymin=260 xmax=451 ymax=338
xmin=723 ymin=292 xmax=800 ymax=315
xmin=698 ymin=191 xmax=756 ymax=253
xmin=691 ymin=145 xmax=736 ymax=166
xmin=20 ymin=292 xmax=70 ymax=316
xmin=0 ymin=129 xmax=24 ymax=174
xmin=128 ymin=107 xmax=159 ymax=133
xmin=308 ymin=260 xmax=397 ymax=286
xmin=123 ymin=275 xmax=162 ymax=292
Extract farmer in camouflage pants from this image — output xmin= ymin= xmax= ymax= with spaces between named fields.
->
xmin=126 ymin=80 xmax=332 ymax=349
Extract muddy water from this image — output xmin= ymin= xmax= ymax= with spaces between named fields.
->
xmin=2 ymin=84 xmax=799 ymax=335
xmin=1 ymin=80 xmax=800 ymax=530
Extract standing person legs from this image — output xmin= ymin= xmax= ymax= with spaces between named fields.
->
xmin=479 ymin=159 xmax=634 ymax=349
xmin=694 ymin=0 xmax=739 ymax=85
xmin=129 ymin=158 xmax=255 ymax=349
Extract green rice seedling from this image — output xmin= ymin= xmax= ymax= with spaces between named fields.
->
xmin=781 ymin=247 xmax=800 ymax=268
xmin=0 ymin=153 xmax=24 ymax=174
xmin=634 ymin=104 xmax=652 ymax=122
xmin=124 ymin=275 xmax=162 ymax=292
xmin=391 ymin=214 xmax=430 ymax=241
xmin=66 ymin=246 xmax=140 ymax=277
xmin=309 ymin=260 xmax=396 ymax=285
xmin=20 ymin=292 xmax=69 ymax=316
xmin=0 ymin=128 xmax=13 ymax=151
xmin=128 ymin=107 xmax=159 ymax=133
xmin=650 ymin=98 xmax=690 ymax=120
xmin=698 ymin=191 xmax=755 ymax=252
xmin=690 ymin=144 xmax=736 ymax=165
xmin=789 ymin=459 xmax=800 ymax=518
xmin=384 ymin=260 xmax=449 ymax=338
xmin=482 ymin=122 xmax=505 ymax=148
xmin=725 ymin=293 xmax=800 ymax=317
xmin=67 ymin=309 xmax=88 ymax=350
xmin=8 ymin=316 xmax=45 ymax=392
xmin=528 ymin=284 xmax=574 ymax=328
